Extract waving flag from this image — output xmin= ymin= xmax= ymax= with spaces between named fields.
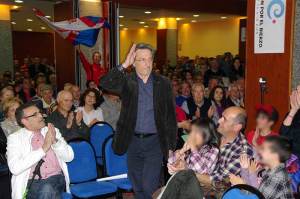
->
xmin=33 ymin=8 xmax=110 ymax=47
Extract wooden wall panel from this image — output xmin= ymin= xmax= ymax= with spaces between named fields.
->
xmin=239 ymin=19 xmax=247 ymax=63
xmin=245 ymin=0 xmax=295 ymax=131
xmin=12 ymin=31 xmax=54 ymax=66
xmin=156 ymin=29 xmax=167 ymax=69
xmin=54 ymin=1 xmax=74 ymax=90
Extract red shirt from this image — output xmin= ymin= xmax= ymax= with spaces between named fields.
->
xmin=246 ymin=130 xmax=279 ymax=146
xmin=79 ymin=51 xmax=108 ymax=85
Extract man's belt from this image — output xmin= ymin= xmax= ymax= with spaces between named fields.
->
xmin=134 ymin=133 xmax=156 ymax=138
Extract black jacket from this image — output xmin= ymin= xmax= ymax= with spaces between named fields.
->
xmin=100 ymin=67 xmax=177 ymax=157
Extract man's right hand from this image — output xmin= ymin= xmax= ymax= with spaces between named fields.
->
xmin=66 ymin=111 xmax=74 ymax=129
xmin=121 ymin=44 xmax=136 ymax=69
xmin=42 ymin=124 xmax=55 ymax=153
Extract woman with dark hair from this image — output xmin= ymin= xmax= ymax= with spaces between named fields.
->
xmin=246 ymin=104 xmax=279 ymax=149
xmin=209 ymin=85 xmax=227 ymax=125
xmin=77 ymin=88 xmax=104 ymax=127
xmin=86 ymin=80 xmax=98 ymax=90
xmin=229 ymin=57 xmax=244 ymax=82
xmin=167 ymin=118 xmax=220 ymax=175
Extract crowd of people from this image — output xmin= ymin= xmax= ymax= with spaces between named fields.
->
xmin=0 ymin=43 xmax=299 ymax=199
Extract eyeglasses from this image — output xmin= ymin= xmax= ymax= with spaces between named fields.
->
xmin=23 ymin=111 xmax=41 ymax=119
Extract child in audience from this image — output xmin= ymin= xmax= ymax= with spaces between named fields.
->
xmin=168 ymin=118 xmax=220 ymax=175
xmin=246 ymin=104 xmax=279 ymax=149
xmin=230 ymin=136 xmax=294 ymax=199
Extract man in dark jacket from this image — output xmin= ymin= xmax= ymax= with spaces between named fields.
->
xmin=100 ymin=43 xmax=177 ymax=199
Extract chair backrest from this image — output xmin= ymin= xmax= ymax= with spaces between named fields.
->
xmin=67 ymin=141 xmax=97 ymax=183
xmin=90 ymin=122 xmax=114 ymax=158
xmin=222 ymin=184 xmax=265 ymax=199
xmin=103 ymin=136 xmax=128 ymax=176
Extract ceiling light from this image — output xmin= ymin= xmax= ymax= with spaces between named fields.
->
xmin=144 ymin=11 xmax=151 ymax=14
xmin=27 ymin=28 xmax=33 ymax=32
xmin=119 ymin=15 xmax=124 ymax=18
xmin=221 ymin=16 xmax=227 ymax=19
xmin=119 ymin=24 xmax=124 ymax=27
xmin=139 ymin=21 xmax=145 ymax=24
xmin=11 ymin=21 xmax=16 ymax=25
xmin=123 ymin=28 xmax=128 ymax=30
xmin=15 ymin=0 xmax=23 ymax=3
xmin=41 ymin=26 xmax=46 ymax=30
xmin=144 ymin=25 xmax=149 ymax=28
xmin=27 ymin=18 xmax=33 ymax=22
xmin=191 ymin=20 xmax=197 ymax=23
xmin=11 ymin=5 xmax=19 ymax=9
xmin=176 ymin=18 xmax=181 ymax=21
xmin=193 ymin=14 xmax=199 ymax=17
xmin=45 ymin=16 xmax=51 ymax=19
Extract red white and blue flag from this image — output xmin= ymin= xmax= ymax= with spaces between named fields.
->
xmin=33 ymin=8 xmax=110 ymax=47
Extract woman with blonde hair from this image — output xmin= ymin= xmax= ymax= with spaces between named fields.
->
xmin=0 ymin=97 xmax=22 ymax=137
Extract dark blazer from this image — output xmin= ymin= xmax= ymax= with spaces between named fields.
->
xmin=100 ymin=67 xmax=177 ymax=157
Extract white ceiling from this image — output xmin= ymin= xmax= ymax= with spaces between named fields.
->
xmin=119 ymin=6 xmax=244 ymax=29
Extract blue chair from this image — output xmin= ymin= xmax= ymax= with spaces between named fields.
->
xmin=222 ymin=184 xmax=265 ymax=199
xmin=103 ymin=136 xmax=132 ymax=191
xmin=61 ymin=192 xmax=73 ymax=199
xmin=67 ymin=141 xmax=117 ymax=198
xmin=90 ymin=122 xmax=114 ymax=166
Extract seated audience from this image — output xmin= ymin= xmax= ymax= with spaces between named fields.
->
xmin=40 ymin=84 xmax=55 ymax=115
xmin=86 ymin=80 xmax=98 ymax=90
xmin=100 ymin=91 xmax=121 ymax=129
xmin=47 ymin=90 xmax=89 ymax=141
xmin=229 ymin=57 xmax=244 ymax=82
xmin=168 ymin=118 xmax=219 ymax=175
xmin=30 ymin=83 xmax=45 ymax=111
xmin=0 ymin=97 xmax=22 ymax=137
xmin=181 ymin=83 xmax=213 ymax=120
xmin=6 ymin=102 xmax=74 ymax=199
xmin=71 ymin=85 xmax=81 ymax=109
xmin=196 ymin=107 xmax=254 ymax=184
xmin=246 ymin=104 xmax=279 ymax=149
xmin=63 ymin=83 xmax=73 ymax=92
xmin=226 ymin=84 xmax=243 ymax=107
xmin=176 ymin=81 xmax=191 ymax=106
xmin=0 ymin=86 xmax=15 ymax=122
xmin=77 ymin=88 xmax=104 ymax=127
xmin=280 ymin=85 xmax=300 ymax=158
xmin=203 ymin=58 xmax=225 ymax=87
xmin=230 ymin=136 xmax=294 ymax=199
xmin=209 ymin=85 xmax=227 ymax=125
xmin=205 ymin=77 xmax=219 ymax=97
xmin=18 ymin=78 xmax=35 ymax=103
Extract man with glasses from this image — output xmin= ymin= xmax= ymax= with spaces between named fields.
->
xmin=6 ymin=102 xmax=74 ymax=199
xmin=100 ymin=43 xmax=177 ymax=199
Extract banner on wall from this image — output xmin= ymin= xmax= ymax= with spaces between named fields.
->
xmin=254 ymin=0 xmax=286 ymax=53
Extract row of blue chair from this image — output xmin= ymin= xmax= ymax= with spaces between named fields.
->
xmin=64 ymin=122 xmax=132 ymax=198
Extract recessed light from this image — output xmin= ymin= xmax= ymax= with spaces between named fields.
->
xmin=41 ymin=26 xmax=46 ymax=30
xmin=11 ymin=21 xmax=16 ymax=25
xmin=11 ymin=5 xmax=19 ymax=9
xmin=119 ymin=15 xmax=124 ymax=18
xmin=27 ymin=28 xmax=33 ymax=32
xmin=15 ymin=0 xmax=23 ymax=3
xmin=176 ymin=18 xmax=181 ymax=21
xmin=191 ymin=20 xmax=197 ymax=23
xmin=45 ymin=16 xmax=51 ymax=19
xmin=123 ymin=28 xmax=128 ymax=30
xmin=139 ymin=21 xmax=145 ymax=24
xmin=144 ymin=11 xmax=151 ymax=14
xmin=144 ymin=25 xmax=149 ymax=28
xmin=193 ymin=14 xmax=199 ymax=17
xmin=119 ymin=24 xmax=124 ymax=27
xmin=27 ymin=18 xmax=33 ymax=22
xmin=221 ymin=16 xmax=227 ymax=19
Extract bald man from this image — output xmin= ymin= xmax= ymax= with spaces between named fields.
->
xmin=47 ymin=90 xmax=89 ymax=141
xmin=197 ymin=107 xmax=254 ymax=185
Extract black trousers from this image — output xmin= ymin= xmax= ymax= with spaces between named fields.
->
xmin=127 ymin=134 xmax=163 ymax=199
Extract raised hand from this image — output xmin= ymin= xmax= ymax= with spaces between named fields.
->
xmin=195 ymin=107 xmax=201 ymax=118
xmin=42 ymin=123 xmax=56 ymax=152
xmin=66 ymin=112 xmax=74 ymax=129
xmin=252 ymin=128 xmax=260 ymax=147
xmin=76 ymin=111 xmax=83 ymax=126
xmin=208 ymin=105 xmax=215 ymax=119
xmin=122 ymin=44 xmax=136 ymax=69
xmin=240 ymin=154 xmax=250 ymax=169
xmin=249 ymin=159 xmax=260 ymax=174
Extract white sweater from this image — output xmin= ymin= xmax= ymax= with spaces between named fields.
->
xmin=6 ymin=126 xmax=74 ymax=199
